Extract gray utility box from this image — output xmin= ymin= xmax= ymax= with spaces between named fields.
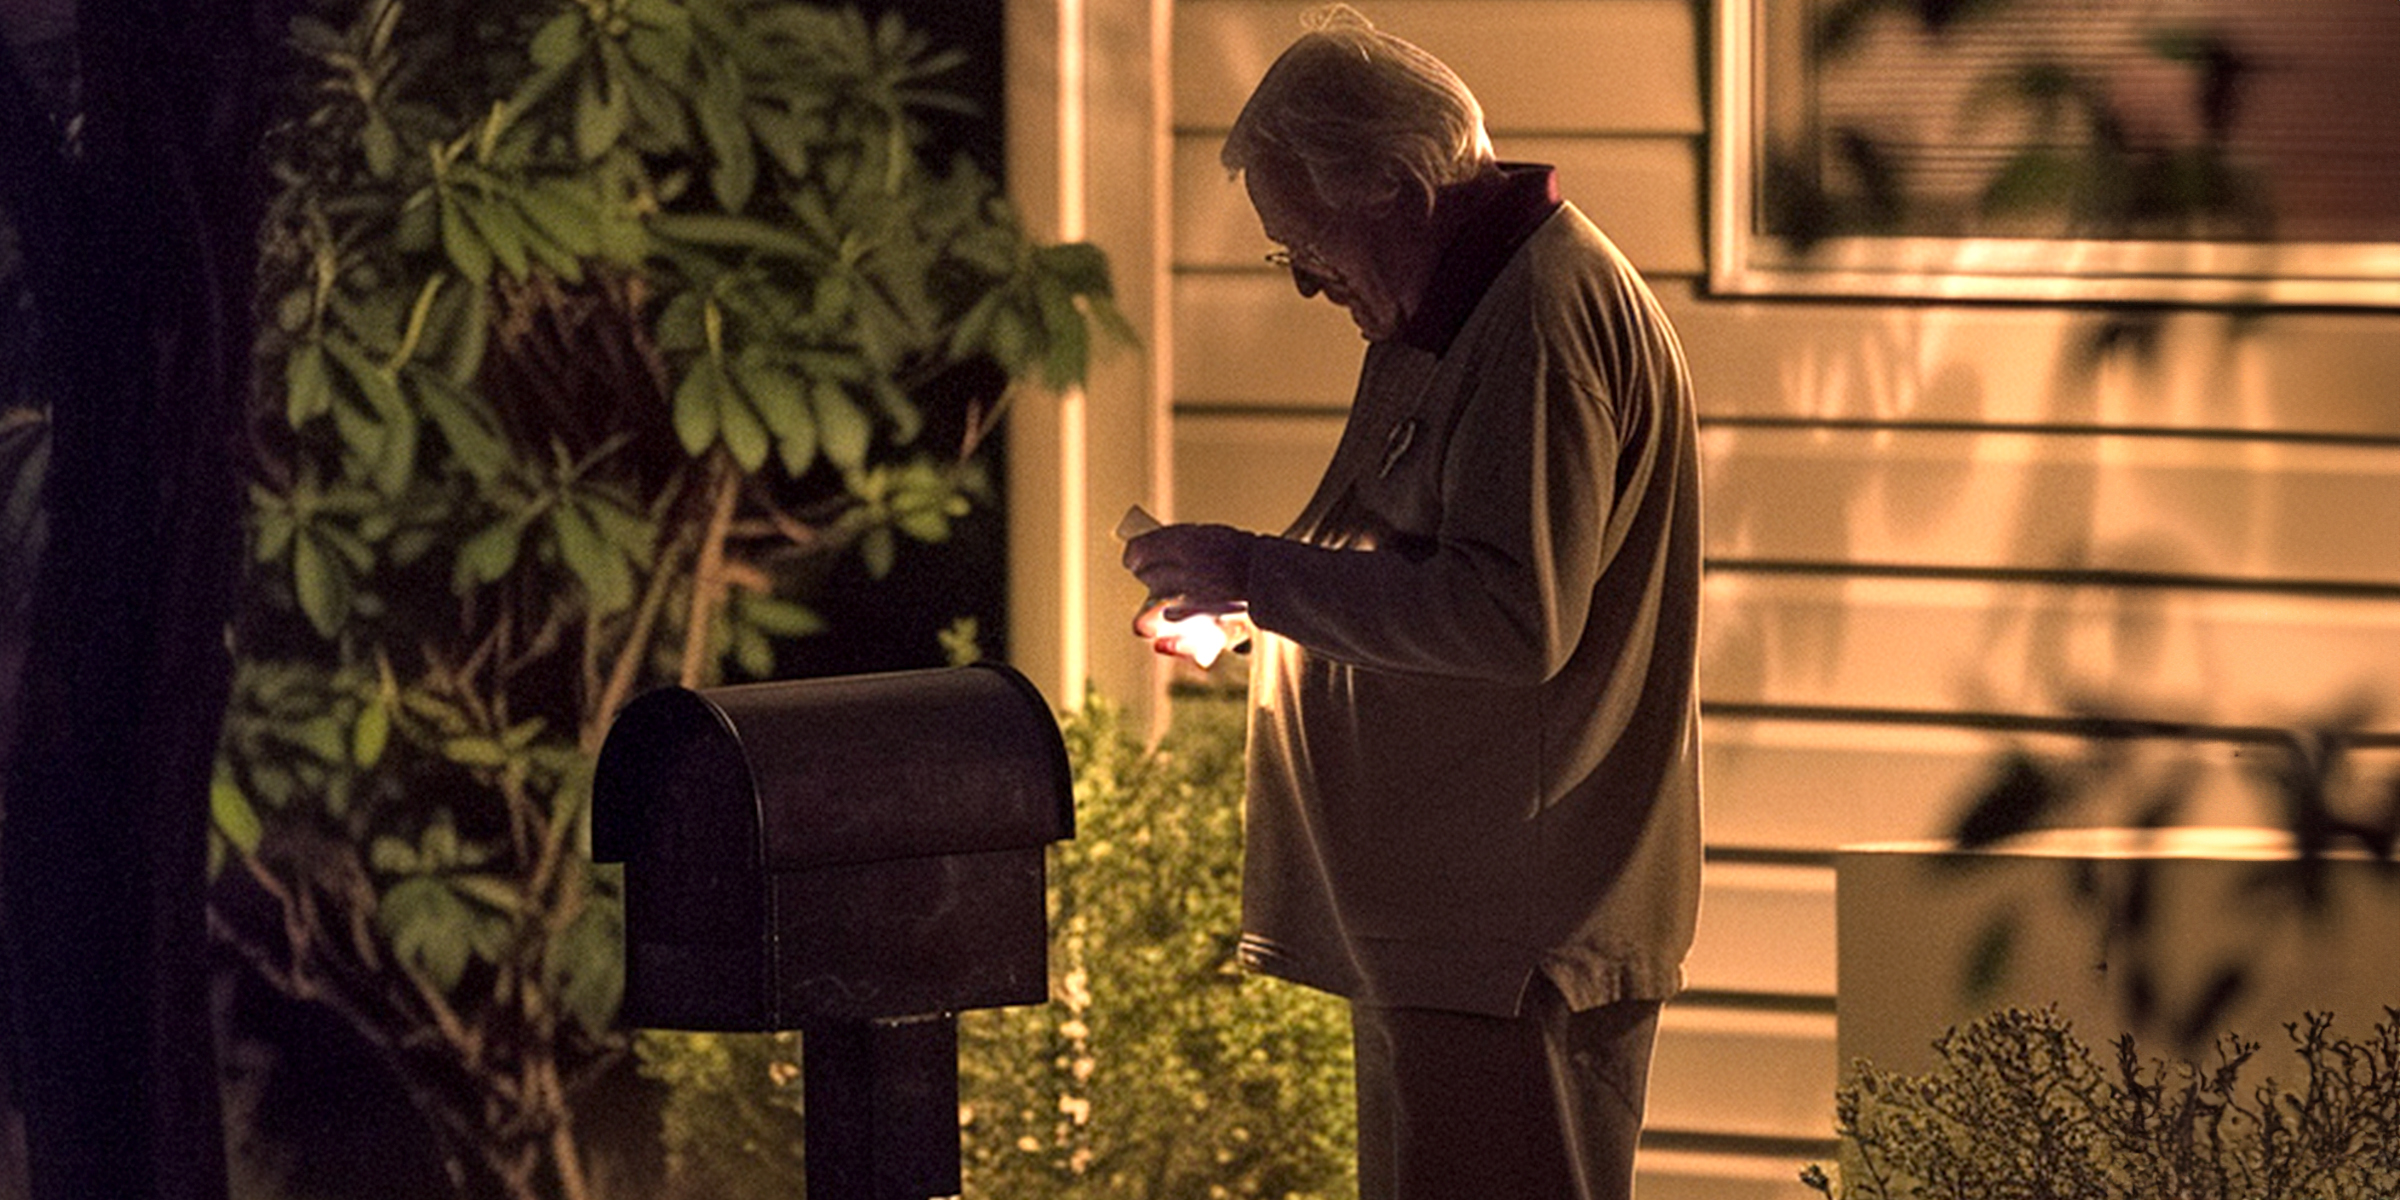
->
xmin=593 ymin=663 xmax=1073 ymax=1200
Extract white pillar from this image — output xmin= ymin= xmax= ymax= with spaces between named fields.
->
xmin=1005 ymin=0 xmax=1175 ymax=726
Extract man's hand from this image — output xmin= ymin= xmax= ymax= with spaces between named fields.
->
xmin=1121 ymin=523 xmax=1259 ymax=615
xmin=1132 ymin=604 xmax=1252 ymax=668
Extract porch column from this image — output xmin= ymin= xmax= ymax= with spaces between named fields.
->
xmin=1004 ymin=0 xmax=1175 ymax=725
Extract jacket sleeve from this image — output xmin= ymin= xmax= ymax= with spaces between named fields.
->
xmin=1246 ymin=317 xmax=1620 ymax=685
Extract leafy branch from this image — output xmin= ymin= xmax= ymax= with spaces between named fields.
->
xmin=209 ymin=1 xmax=1128 ymax=1195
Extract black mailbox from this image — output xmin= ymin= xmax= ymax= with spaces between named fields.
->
xmin=592 ymin=662 xmax=1073 ymax=1199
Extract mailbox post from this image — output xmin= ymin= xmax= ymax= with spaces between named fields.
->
xmin=592 ymin=663 xmax=1074 ymax=1200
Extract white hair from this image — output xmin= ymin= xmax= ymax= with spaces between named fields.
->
xmin=1220 ymin=5 xmax=1495 ymax=214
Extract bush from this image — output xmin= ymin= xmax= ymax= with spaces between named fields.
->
xmin=1803 ymin=1006 xmax=2400 ymax=1200
xmin=642 ymin=690 xmax=1358 ymax=1199
xmin=209 ymin=0 xmax=1123 ymax=1192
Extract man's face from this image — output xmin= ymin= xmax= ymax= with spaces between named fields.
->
xmin=1246 ymin=165 xmax=1416 ymax=343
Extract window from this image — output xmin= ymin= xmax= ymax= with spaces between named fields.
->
xmin=1712 ymin=0 xmax=2400 ymax=306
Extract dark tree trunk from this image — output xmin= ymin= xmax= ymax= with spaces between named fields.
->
xmin=0 ymin=2 xmax=281 ymax=1198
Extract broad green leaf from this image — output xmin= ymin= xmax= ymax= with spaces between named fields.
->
xmin=893 ymin=498 xmax=952 ymax=543
xmin=511 ymin=211 xmax=586 ymax=283
xmin=395 ymin=192 xmax=439 ymax=255
xmin=1036 ymin=275 xmax=1089 ymax=389
xmin=546 ymin=898 xmax=624 ymax=1036
xmin=623 ymin=23 xmax=690 ymax=77
xmin=891 ymin=462 xmax=966 ymax=542
xmin=529 ymin=10 xmax=585 ymax=69
xmin=365 ymin=394 xmax=420 ymax=498
xmin=811 ymin=379 xmax=870 ymax=469
xmin=733 ymin=356 xmax=814 ymax=475
xmin=421 ymin=818 xmax=462 ymax=867
xmin=502 ymin=52 xmax=580 ymax=125
xmin=434 ymin=277 xmax=491 ymax=383
xmin=696 ymin=61 xmax=756 ymax=211
xmin=499 ymin=717 xmax=547 ymax=752
xmin=321 ymin=333 xmax=405 ymax=416
xmin=211 ymin=776 xmax=264 ymax=855
xmin=442 ymin=736 xmax=511 ymax=768
xmin=553 ymin=500 xmax=635 ymax=613
xmin=396 ymin=688 xmax=470 ymax=734
xmin=440 ymin=194 xmax=495 ymax=286
xmin=352 ymin=697 xmax=391 ymax=767
xmin=811 ymin=272 xmax=853 ymax=324
xmin=739 ymin=593 xmax=825 ymax=638
xmin=251 ymin=500 xmax=295 ymax=563
xmin=620 ymin=62 xmax=690 ymax=146
xmin=671 ymin=359 xmax=724 ymax=456
xmin=453 ymin=516 xmax=526 ymax=589
xmin=321 ymin=401 xmax=385 ymax=473
xmin=852 ymin=292 xmax=909 ymax=372
xmin=869 ymin=376 xmax=921 ymax=444
xmin=413 ymin=371 xmax=509 ymax=484
xmin=463 ymin=908 xmax=514 ymax=963
xmin=369 ymin=835 xmax=419 ymax=874
xmin=937 ymin=617 xmax=981 ymax=667
xmin=987 ymin=304 xmax=1032 ymax=375
xmin=274 ymin=287 xmax=313 ymax=335
xmin=450 ymin=873 xmax=525 ymax=915
xmin=717 ymin=384 xmax=770 ymax=473
xmin=655 ymin=290 xmax=707 ymax=351
xmin=362 ymin=111 xmax=400 ymax=181
xmin=1038 ymin=241 xmax=1114 ymax=298
xmin=945 ymin=290 xmax=999 ymax=361
xmin=311 ymin=516 xmax=378 ymax=573
xmin=291 ymin=713 xmax=349 ymax=764
xmin=574 ymin=55 xmax=630 ymax=161
xmin=455 ymin=190 xmax=531 ymax=280
xmin=380 ymin=877 xmax=474 ymax=991
xmin=625 ymin=0 xmax=690 ymax=33
xmin=285 ymin=341 xmax=334 ymax=426
xmin=731 ymin=623 xmax=772 ymax=676
xmin=645 ymin=211 xmax=820 ymax=260
xmin=859 ymin=525 xmax=896 ymax=579
xmin=747 ymin=105 xmax=812 ymax=180
xmin=582 ymin=495 xmax=656 ymax=567
xmin=291 ymin=531 xmax=351 ymax=635
xmin=1087 ymin=290 xmax=1140 ymax=349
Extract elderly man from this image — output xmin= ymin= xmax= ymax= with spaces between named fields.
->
xmin=1121 ymin=7 xmax=1702 ymax=1199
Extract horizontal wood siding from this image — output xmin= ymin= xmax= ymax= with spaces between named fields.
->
xmin=1162 ymin=2 xmax=2400 ymax=1196
xmin=1173 ymin=0 xmax=1703 ymax=134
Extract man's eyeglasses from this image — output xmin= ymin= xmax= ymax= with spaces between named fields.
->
xmin=1264 ymin=247 xmax=1331 ymax=298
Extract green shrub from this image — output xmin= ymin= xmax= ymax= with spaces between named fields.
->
xmin=1804 ymin=1006 xmax=2400 ymax=1200
xmin=210 ymin=0 xmax=1123 ymax=1191
xmin=642 ymin=690 xmax=1358 ymax=1199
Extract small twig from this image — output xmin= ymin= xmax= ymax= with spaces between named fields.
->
xmin=580 ymin=472 xmax=700 ymax=753
xmin=677 ymin=453 xmax=742 ymax=687
xmin=742 ymin=473 xmax=828 ymax=549
xmin=957 ymin=381 xmax=1019 ymax=463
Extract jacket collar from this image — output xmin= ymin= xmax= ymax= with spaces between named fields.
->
xmin=1397 ymin=163 xmax=1563 ymax=356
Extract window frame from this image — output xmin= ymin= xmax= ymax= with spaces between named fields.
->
xmin=1708 ymin=0 xmax=2400 ymax=308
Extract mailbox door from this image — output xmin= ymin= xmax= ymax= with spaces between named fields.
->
xmin=771 ymin=848 xmax=1051 ymax=1023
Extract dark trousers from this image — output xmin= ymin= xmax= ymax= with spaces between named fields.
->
xmin=1351 ymin=978 xmax=1661 ymax=1200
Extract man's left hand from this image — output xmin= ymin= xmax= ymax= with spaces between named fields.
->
xmin=1121 ymin=523 xmax=1259 ymax=614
